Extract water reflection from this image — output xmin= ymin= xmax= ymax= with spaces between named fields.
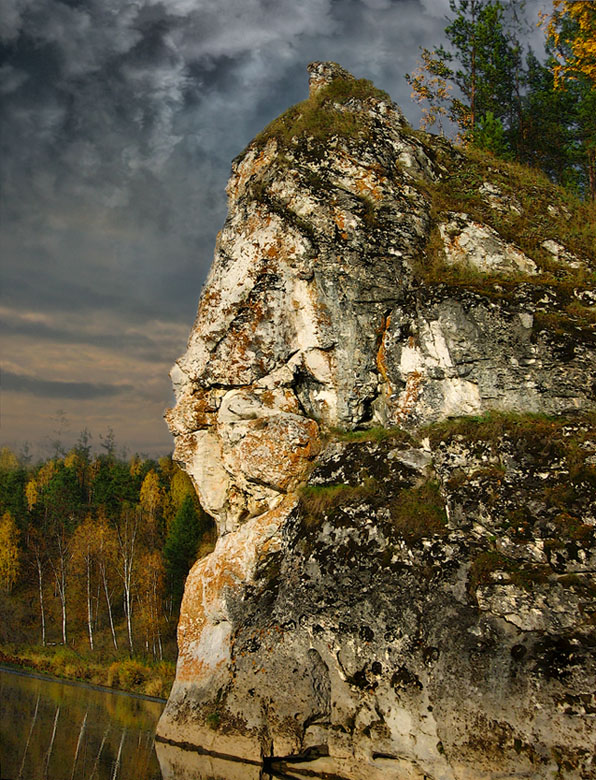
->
xmin=0 ymin=668 xmax=163 ymax=780
xmin=156 ymin=742 xmax=281 ymax=780
xmin=155 ymin=742 xmax=300 ymax=780
xmin=1 ymin=668 xmax=306 ymax=780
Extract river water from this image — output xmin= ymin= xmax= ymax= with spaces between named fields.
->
xmin=0 ymin=667 xmax=288 ymax=780
xmin=0 ymin=666 xmax=163 ymax=780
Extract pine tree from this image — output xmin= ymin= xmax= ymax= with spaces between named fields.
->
xmin=473 ymin=110 xmax=511 ymax=157
xmin=519 ymin=50 xmax=576 ymax=186
xmin=406 ymin=0 xmax=520 ymax=148
xmin=163 ymin=496 xmax=203 ymax=606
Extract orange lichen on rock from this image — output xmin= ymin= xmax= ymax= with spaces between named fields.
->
xmin=233 ymin=415 xmax=321 ymax=493
xmin=175 ymin=495 xmax=298 ymax=685
xmin=165 ymin=396 xmax=215 ymax=435
xmin=196 ymin=285 xmax=222 ymax=322
xmin=396 ymin=370 xmax=423 ymax=422
xmin=375 ymin=314 xmax=392 ymax=385
xmin=356 ymin=172 xmax=383 ymax=202
xmin=332 ymin=208 xmax=349 ymax=240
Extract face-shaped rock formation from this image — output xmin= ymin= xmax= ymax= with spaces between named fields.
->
xmin=165 ymin=62 xmax=594 ymax=538
xmin=157 ymin=63 xmax=596 ymax=780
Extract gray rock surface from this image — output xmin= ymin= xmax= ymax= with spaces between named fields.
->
xmin=157 ymin=63 xmax=596 ymax=779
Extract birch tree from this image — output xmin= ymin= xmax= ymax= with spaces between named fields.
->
xmin=0 ymin=511 xmax=20 ymax=593
xmin=137 ymin=550 xmax=165 ymax=660
xmin=96 ymin=511 xmax=120 ymax=650
xmin=26 ymin=527 xmax=47 ymax=646
xmin=71 ymin=516 xmax=98 ymax=650
xmin=116 ymin=504 xmax=140 ymax=654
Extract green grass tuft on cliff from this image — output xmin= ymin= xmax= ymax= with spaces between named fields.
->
xmin=411 ymin=139 xmax=596 ymax=292
xmin=299 ymin=480 xmax=378 ymax=521
xmin=327 ymin=425 xmax=416 ymax=445
xmin=468 ymin=551 xmax=551 ymax=594
xmin=388 ymin=481 xmax=448 ymax=541
xmin=249 ymin=76 xmax=391 ymax=152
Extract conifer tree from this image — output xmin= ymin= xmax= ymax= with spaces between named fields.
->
xmin=543 ymin=1 xmax=596 ymax=198
xmin=163 ymin=496 xmax=203 ymax=606
xmin=519 ymin=50 xmax=576 ymax=185
xmin=406 ymin=0 xmax=520 ymax=146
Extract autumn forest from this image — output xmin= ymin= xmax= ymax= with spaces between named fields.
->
xmin=0 ymin=432 xmax=215 ymax=696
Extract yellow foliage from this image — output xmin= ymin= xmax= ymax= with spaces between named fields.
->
xmin=158 ymin=455 xmax=175 ymax=479
xmin=407 ymin=48 xmax=454 ymax=133
xmin=0 ymin=511 xmax=20 ymax=592
xmin=545 ymin=1 xmax=596 ymax=87
xmin=140 ymin=469 xmax=162 ymax=519
xmin=164 ymin=467 xmax=196 ymax=531
xmin=37 ymin=459 xmax=56 ymax=488
xmin=129 ymin=454 xmax=142 ymax=477
xmin=25 ymin=479 xmax=38 ymax=511
xmin=0 ymin=447 xmax=19 ymax=471
xmin=64 ymin=450 xmax=78 ymax=469
xmin=169 ymin=467 xmax=195 ymax=510
xmin=95 ymin=511 xmax=119 ymax=566
xmin=137 ymin=549 xmax=164 ymax=591
xmin=71 ymin=515 xmax=97 ymax=565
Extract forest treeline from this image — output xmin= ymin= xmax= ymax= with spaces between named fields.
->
xmin=406 ymin=0 xmax=596 ymax=200
xmin=0 ymin=432 xmax=215 ymax=665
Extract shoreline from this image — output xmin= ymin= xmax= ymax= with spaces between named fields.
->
xmin=0 ymin=646 xmax=174 ymax=701
xmin=0 ymin=662 xmax=167 ymax=703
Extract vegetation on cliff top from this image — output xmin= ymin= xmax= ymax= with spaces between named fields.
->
xmin=407 ymin=0 xmax=595 ymax=201
xmin=413 ymin=140 xmax=596 ymax=290
xmin=250 ymin=74 xmax=391 ymax=152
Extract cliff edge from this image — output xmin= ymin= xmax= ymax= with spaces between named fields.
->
xmin=156 ymin=63 xmax=596 ymax=780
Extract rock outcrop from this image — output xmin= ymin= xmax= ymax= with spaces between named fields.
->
xmin=157 ymin=63 xmax=596 ymax=779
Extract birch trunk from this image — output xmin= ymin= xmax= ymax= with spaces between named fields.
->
xmin=36 ymin=556 xmax=46 ymax=647
xmin=86 ymin=553 xmax=94 ymax=650
xmin=101 ymin=563 xmax=118 ymax=650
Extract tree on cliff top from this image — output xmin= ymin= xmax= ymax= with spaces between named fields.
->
xmin=407 ymin=0 xmax=595 ymax=199
xmin=542 ymin=0 xmax=596 ymax=199
xmin=406 ymin=0 xmax=520 ymax=142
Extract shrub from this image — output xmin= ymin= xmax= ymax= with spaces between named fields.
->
xmin=206 ymin=711 xmax=221 ymax=730
xmin=142 ymin=677 xmax=164 ymax=698
xmin=250 ymin=76 xmax=391 ymax=152
xmin=117 ymin=659 xmax=147 ymax=690
xmin=107 ymin=661 xmax=120 ymax=689
xmin=389 ymin=481 xmax=447 ymax=540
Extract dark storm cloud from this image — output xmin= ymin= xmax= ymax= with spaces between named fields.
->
xmin=2 ymin=370 xmax=133 ymax=400
xmin=1 ymin=0 xmax=434 ymax=339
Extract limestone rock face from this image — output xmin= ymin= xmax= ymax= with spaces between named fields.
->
xmin=158 ymin=63 xmax=596 ymax=779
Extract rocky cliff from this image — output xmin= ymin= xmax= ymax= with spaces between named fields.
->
xmin=156 ymin=63 xmax=596 ymax=780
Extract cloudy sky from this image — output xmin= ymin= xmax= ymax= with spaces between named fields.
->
xmin=0 ymin=0 xmax=549 ymax=459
